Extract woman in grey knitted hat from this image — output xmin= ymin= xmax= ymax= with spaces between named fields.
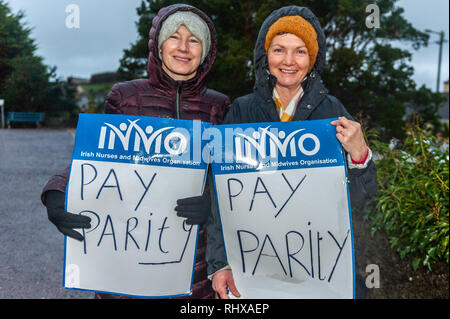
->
xmin=158 ymin=10 xmax=211 ymax=81
xmin=41 ymin=4 xmax=229 ymax=300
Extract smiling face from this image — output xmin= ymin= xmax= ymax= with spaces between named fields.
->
xmin=161 ymin=25 xmax=203 ymax=81
xmin=267 ymin=33 xmax=310 ymax=92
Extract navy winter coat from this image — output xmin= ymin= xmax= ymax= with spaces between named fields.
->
xmin=205 ymin=5 xmax=377 ymax=279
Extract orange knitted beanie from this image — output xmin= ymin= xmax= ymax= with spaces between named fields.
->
xmin=265 ymin=15 xmax=318 ymax=73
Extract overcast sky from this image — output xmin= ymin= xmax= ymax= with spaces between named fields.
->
xmin=5 ymin=0 xmax=449 ymax=92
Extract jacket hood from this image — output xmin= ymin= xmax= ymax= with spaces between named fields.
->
xmin=147 ymin=4 xmax=217 ymax=93
xmin=254 ymin=6 xmax=326 ymax=88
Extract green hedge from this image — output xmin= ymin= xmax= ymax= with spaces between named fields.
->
xmin=369 ymin=124 xmax=449 ymax=271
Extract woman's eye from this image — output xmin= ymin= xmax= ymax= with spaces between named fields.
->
xmin=297 ymin=49 xmax=307 ymax=54
xmin=273 ymin=48 xmax=283 ymax=53
xmin=169 ymin=35 xmax=179 ymax=40
xmin=189 ymin=38 xmax=200 ymax=44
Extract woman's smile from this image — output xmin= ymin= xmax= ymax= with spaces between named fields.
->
xmin=267 ymin=33 xmax=310 ymax=91
xmin=161 ymin=25 xmax=203 ymax=81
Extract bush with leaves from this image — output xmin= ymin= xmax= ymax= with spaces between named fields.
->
xmin=369 ymin=122 xmax=449 ymax=271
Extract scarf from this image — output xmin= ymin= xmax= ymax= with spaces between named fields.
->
xmin=273 ymin=87 xmax=304 ymax=122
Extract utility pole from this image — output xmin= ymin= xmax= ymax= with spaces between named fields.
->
xmin=425 ymin=29 xmax=448 ymax=93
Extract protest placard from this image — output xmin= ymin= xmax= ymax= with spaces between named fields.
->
xmin=64 ymin=113 xmax=209 ymax=297
xmin=211 ymin=118 xmax=355 ymax=298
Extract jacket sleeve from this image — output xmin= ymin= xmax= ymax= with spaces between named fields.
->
xmin=41 ymin=166 xmax=70 ymax=205
xmin=204 ymin=97 xmax=234 ymax=275
xmin=205 ymin=168 xmax=229 ymax=275
xmin=347 ymin=160 xmax=378 ymax=211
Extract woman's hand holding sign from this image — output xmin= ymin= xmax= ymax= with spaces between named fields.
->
xmin=212 ymin=269 xmax=241 ymax=299
xmin=175 ymin=190 xmax=211 ymax=225
xmin=331 ymin=117 xmax=369 ymax=163
xmin=45 ymin=190 xmax=91 ymax=241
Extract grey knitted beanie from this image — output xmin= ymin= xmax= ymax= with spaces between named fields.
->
xmin=158 ymin=11 xmax=211 ymax=64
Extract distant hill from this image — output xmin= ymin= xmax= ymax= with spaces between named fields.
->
xmin=90 ymin=72 xmax=118 ymax=84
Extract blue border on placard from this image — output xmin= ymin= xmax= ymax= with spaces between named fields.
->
xmin=210 ymin=118 xmax=356 ymax=299
xmin=62 ymin=114 xmax=209 ymax=298
xmin=343 ymin=158 xmax=356 ymax=300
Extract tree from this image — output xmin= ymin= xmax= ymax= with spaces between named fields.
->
xmin=0 ymin=1 xmax=77 ymax=118
xmin=0 ymin=1 xmax=36 ymax=90
xmin=118 ymin=0 xmax=443 ymax=139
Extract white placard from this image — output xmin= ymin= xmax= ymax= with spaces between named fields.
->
xmin=64 ymin=113 xmax=209 ymax=297
xmin=211 ymin=119 xmax=355 ymax=298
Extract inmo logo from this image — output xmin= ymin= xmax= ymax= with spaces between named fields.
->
xmin=97 ymin=119 xmax=188 ymax=155
xmin=234 ymin=126 xmax=320 ymax=162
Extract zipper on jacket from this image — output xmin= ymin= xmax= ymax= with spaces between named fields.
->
xmin=176 ymin=83 xmax=181 ymax=119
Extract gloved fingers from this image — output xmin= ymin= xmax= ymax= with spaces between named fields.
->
xmin=176 ymin=209 xmax=199 ymax=218
xmin=176 ymin=195 xmax=203 ymax=206
xmin=57 ymin=220 xmax=91 ymax=229
xmin=174 ymin=204 xmax=202 ymax=212
xmin=185 ymin=215 xmax=208 ymax=225
xmin=56 ymin=226 xmax=84 ymax=242
xmin=185 ymin=218 xmax=203 ymax=225
xmin=175 ymin=193 xmax=210 ymax=225
xmin=176 ymin=211 xmax=209 ymax=225
xmin=64 ymin=212 xmax=92 ymax=224
xmin=50 ymin=212 xmax=91 ymax=229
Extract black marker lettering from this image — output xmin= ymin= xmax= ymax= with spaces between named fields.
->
xmin=249 ymin=177 xmax=276 ymax=211
xmin=145 ymin=216 xmax=152 ymax=252
xmin=327 ymin=230 xmax=350 ymax=282
xmin=96 ymin=169 xmax=123 ymax=200
xmin=309 ymin=222 xmax=314 ymax=278
xmin=275 ymin=174 xmax=306 ymax=218
xmin=134 ymin=171 xmax=157 ymax=211
xmin=97 ymin=214 xmax=117 ymax=251
xmin=253 ymin=234 xmax=287 ymax=276
xmin=79 ymin=210 xmax=100 ymax=254
xmin=125 ymin=217 xmax=139 ymax=250
xmin=286 ymin=230 xmax=310 ymax=277
xmin=80 ymin=163 xmax=97 ymax=200
xmin=158 ymin=217 xmax=169 ymax=254
xmin=237 ymin=230 xmax=259 ymax=273
xmin=227 ymin=178 xmax=243 ymax=211
xmin=317 ymin=232 xmax=325 ymax=280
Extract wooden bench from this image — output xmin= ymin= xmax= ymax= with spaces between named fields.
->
xmin=7 ymin=112 xmax=45 ymax=128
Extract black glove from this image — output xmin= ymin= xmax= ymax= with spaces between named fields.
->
xmin=175 ymin=191 xmax=211 ymax=225
xmin=45 ymin=190 xmax=91 ymax=241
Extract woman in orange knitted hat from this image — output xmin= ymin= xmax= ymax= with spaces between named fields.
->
xmin=205 ymin=5 xmax=377 ymax=299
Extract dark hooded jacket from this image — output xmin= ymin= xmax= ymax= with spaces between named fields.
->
xmin=205 ymin=6 xmax=377 ymax=280
xmin=41 ymin=4 xmax=230 ymax=299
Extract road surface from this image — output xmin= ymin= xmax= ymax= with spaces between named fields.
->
xmin=0 ymin=128 xmax=93 ymax=298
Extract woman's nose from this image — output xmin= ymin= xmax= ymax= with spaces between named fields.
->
xmin=283 ymin=52 xmax=294 ymax=65
xmin=178 ymin=39 xmax=189 ymax=52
